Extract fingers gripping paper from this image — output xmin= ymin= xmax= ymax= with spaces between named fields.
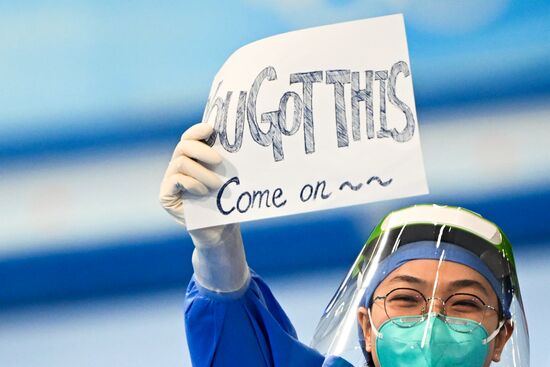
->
xmin=184 ymin=14 xmax=429 ymax=230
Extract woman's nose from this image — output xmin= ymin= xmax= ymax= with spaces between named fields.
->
xmin=426 ymin=297 xmax=446 ymax=314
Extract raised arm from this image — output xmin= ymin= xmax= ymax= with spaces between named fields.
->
xmin=159 ymin=123 xmax=326 ymax=367
xmin=159 ymin=122 xmax=249 ymax=293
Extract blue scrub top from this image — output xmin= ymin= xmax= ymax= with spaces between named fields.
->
xmin=184 ymin=270 xmax=354 ymax=367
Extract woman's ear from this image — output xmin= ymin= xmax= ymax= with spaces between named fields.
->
xmin=357 ymin=306 xmax=372 ymax=353
xmin=492 ymin=320 xmax=514 ymax=362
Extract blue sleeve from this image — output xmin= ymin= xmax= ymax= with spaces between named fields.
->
xmin=184 ymin=270 xmax=325 ymax=367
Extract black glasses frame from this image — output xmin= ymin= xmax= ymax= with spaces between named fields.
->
xmin=372 ymin=287 xmax=500 ymax=333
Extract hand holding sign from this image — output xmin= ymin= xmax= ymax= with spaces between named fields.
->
xmin=159 ymin=123 xmax=222 ymax=227
xmin=159 ymin=122 xmax=250 ymax=293
xmin=184 ymin=14 xmax=429 ymax=230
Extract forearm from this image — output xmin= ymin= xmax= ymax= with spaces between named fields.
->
xmin=190 ymin=223 xmax=250 ymax=293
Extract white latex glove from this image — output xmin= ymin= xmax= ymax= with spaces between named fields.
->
xmin=159 ymin=123 xmax=222 ymax=224
xmin=159 ymin=122 xmax=250 ymax=293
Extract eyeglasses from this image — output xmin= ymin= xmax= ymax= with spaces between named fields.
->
xmin=373 ymin=287 xmax=500 ymax=333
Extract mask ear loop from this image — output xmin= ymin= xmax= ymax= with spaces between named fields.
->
xmin=367 ymin=308 xmax=383 ymax=339
xmin=482 ymin=319 xmax=505 ymax=345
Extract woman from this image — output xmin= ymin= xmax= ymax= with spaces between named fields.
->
xmin=159 ymin=123 xmax=529 ymax=366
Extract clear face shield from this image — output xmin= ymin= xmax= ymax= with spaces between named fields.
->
xmin=311 ymin=205 xmax=529 ymax=367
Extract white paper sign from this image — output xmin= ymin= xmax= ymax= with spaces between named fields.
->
xmin=184 ymin=14 xmax=428 ymax=230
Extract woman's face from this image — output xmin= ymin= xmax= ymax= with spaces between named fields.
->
xmin=357 ymin=259 xmax=514 ymax=367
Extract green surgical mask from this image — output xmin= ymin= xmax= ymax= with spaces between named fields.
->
xmin=369 ymin=311 xmax=503 ymax=367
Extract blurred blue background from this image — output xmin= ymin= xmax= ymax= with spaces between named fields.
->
xmin=1 ymin=1 xmax=549 ymax=365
